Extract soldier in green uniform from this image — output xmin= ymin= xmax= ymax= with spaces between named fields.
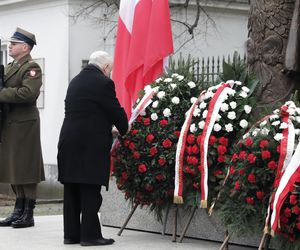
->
xmin=0 ymin=27 xmax=45 ymax=228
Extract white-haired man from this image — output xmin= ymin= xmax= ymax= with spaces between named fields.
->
xmin=57 ymin=51 xmax=128 ymax=246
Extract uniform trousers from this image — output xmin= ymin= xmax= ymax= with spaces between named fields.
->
xmin=63 ymin=183 xmax=103 ymax=242
xmin=11 ymin=184 xmax=37 ymax=199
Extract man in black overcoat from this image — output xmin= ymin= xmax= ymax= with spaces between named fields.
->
xmin=57 ymin=51 xmax=128 ymax=246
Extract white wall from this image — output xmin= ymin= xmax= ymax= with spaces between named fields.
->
xmin=0 ymin=0 xmax=69 ymax=165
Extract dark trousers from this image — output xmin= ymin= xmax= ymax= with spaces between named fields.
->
xmin=11 ymin=184 xmax=37 ymax=199
xmin=63 ymin=183 xmax=102 ymax=242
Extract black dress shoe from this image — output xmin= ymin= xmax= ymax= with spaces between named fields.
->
xmin=64 ymin=238 xmax=80 ymax=244
xmin=80 ymin=238 xmax=115 ymax=246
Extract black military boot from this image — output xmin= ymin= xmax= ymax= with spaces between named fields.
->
xmin=0 ymin=198 xmax=25 ymax=226
xmin=11 ymin=199 xmax=35 ymax=228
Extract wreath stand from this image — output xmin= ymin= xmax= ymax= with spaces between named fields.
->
xmin=117 ymin=203 xmax=179 ymax=241
xmin=258 ymin=233 xmax=271 ymax=250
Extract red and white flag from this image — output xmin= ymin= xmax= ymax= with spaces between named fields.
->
xmin=112 ymin=0 xmax=174 ymax=118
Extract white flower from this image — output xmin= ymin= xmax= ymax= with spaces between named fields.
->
xmin=296 ymin=108 xmax=300 ymax=115
xmin=164 ymin=78 xmax=172 ymax=83
xmin=163 ymin=108 xmax=171 ymax=117
xmin=296 ymin=117 xmax=300 ymax=123
xmin=171 ymin=73 xmax=179 ymax=77
xmin=198 ymin=121 xmax=205 ymax=129
xmin=229 ymin=101 xmax=237 ymax=109
xmin=252 ymin=128 xmax=260 ymax=136
xmin=274 ymin=133 xmax=284 ymax=141
xmin=152 ymin=86 xmax=159 ymax=93
xmin=199 ymin=102 xmax=207 ymax=109
xmin=140 ymin=110 xmax=146 ymax=116
xmin=235 ymin=81 xmax=242 ymax=85
xmin=190 ymin=97 xmax=197 ymax=104
xmin=260 ymin=128 xmax=270 ymax=135
xmin=227 ymin=111 xmax=236 ymax=120
xmin=157 ymin=91 xmax=165 ymax=99
xmin=226 ymin=80 xmax=235 ymax=85
xmin=227 ymin=89 xmax=236 ymax=96
xmin=287 ymin=108 xmax=296 ymax=115
xmin=176 ymin=75 xmax=184 ymax=81
xmin=270 ymin=114 xmax=279 ymax=120
xmin=144 ymin=85 xmax=152 ymax=93
xmin=225 ymin=123 xmax=233 ymax=132
xmin=171 ymin=97 xmax=180 ymax=104
xmin=170 ymin=83 xmax=177 ymax=90
xmin=155 ymin=78 xmax=162 ymax=83
xmin=272 ymin=120 xmax=281 ymax=126
xmin=214 ymin=123 xmax=222 ymax=132
xmin=242 ymin=86 xmax=250 ymax=93
xmin=190 ymin=123 xmax=197 ymax=133
xmin=295 ymin=129 xmax=300 ymax=135
xmin=239 ymin=91 xmax=248 ymax=98
xmin=151 ymin=113 xmax=158 ymax=121
xmin=202 ymin=110 xmax=208 ymax=119
xmin=220 ymin=103 xmax=229 ymax=112
xmin=193 ymin=108 xmax=201 ymax=117
xmin=279 ymin=122 xmax=288 ymax=129
xmin=244 ymin=105 xmax=252 ymax=114
xmin=273 ymin=109 xmax=280 ymax=115
xmin=216 ymin=114 xmax=221 ymax=122
xmin=204 ymin=91 xmax=214 ymax=99
xmin=187 ymin=81 xmax=196 ymax=88
xmin=239 ymin=119 xmax=248 ymax=128
xmin=152 ymin=100 xmax=159 ymax=108
xmin=260 ymin=120 xmax=267 ymax=127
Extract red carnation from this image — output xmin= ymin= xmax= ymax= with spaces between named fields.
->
xmin=196 ymin=135 xmax=202 ymax=145
xmin=232 ymin=153 xmax=238 ymax=162
xmin=133 ymin=151 xmax=140 ymax=159
xmin=129 ymin=142 xmax=136 ymax=150
xmin=193 ymin=182 xmax=199 ymax=190
xmin=247 ymin=173 xmax=256 ymax=183
xmin=256 ymin=191 xmax=264 ymax=200
xmin=290 ymin=194 xmax=297 ymax=205
xmin=191 ymin=145 xmax=199 ymax=154
xmin=217 ymin=155 xmax=225 ymax=163
xmin=276 ymin=145 xmax=281 ymax=153
xmin=149 ymin=147 xmax=158 ymax=156
xmin=293 ymin=206 xmax=299 ymax=215
xmin=146 ymin=134 xmax=155 ymax=143
xmin=214 ymin=170 xmax=223 ymax=176
xmin=261 ymin=150 xmax=271 ymax=159
xmin=174 ymin=130 xmax=181 ymax=138
xmin=219 ymin=137 xmax=229 ymax=146
xmin=138 ymin=164 xmax=147 ymax=173
xmin=143 ymin=118 xmax=150 ymax=125
xmin=209 ymin=135 xmax=216 ymax=145
xmin=247 ymin=153 xmax=256 ymax=164
xmin=124 ymin=139 xmax=130 ymax=147
xmin=121 ymin=171 xmax=128 ymax=180
xmin=267 ymin=161 xmax=277 ymax=170
xmin=131 ymin=129 xmax=139 ymax=135
xmin=259 ymin=140 xmax=269 ymax=149
xmin=158 ymin=157 xmax=166 ymax=166
xmin=217 ymin=145 xmax=227 ymax=155
xmin=239 ymin=168 xmax=245 ymax=175
xmin=159 ymin=119 xmax=168 ymax=127
xmin=246 ymin=197 xmax=254 ymax=205
xmin=187 ymin=134 xmax=195 ymax=144
xmin=162 ymin=139 xmax=172 ymax=148
xmin=234 ymin=181 xmax=241 ymax=190
xmin=186 ymin=146 xmax=193 ymax=155
xmin=136 ymin=116 xmax=142 ymax=122
xmin=239 ymin=151 xmax=247 ymax=159
xmin=229 ymin=166 xmax=235 ymax=175
xmin=187 ymin=156 xmax=198 ymax=166
xmin=144 ymin=183 xmax=153 ymax=192
xmin=155 ymin=174 xmax=165 ymax=181
xmin=284 ymin=208 xmax=292 ymax=218
xmin=245 ymin=138 xmax=253 ymax=146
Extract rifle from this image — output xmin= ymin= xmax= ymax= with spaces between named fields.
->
xmin=0 ymin=39 xmax=4 ymax=142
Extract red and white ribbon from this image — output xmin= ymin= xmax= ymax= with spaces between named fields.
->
xmin=270 ymin=139 xmax=300 ymax=235
xmin=199 ymin=82 xmax=232 ymax=208
xmin=264 ymin=107 xmax=295 ymax=233
xmin=173 ymin=91 xmax=206 ymax=204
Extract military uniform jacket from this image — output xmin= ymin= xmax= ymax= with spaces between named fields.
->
xmin=57 ymin=64 xmax=128 ymax=189
xmin=0 ymin=54 xmax=45 ymax=184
